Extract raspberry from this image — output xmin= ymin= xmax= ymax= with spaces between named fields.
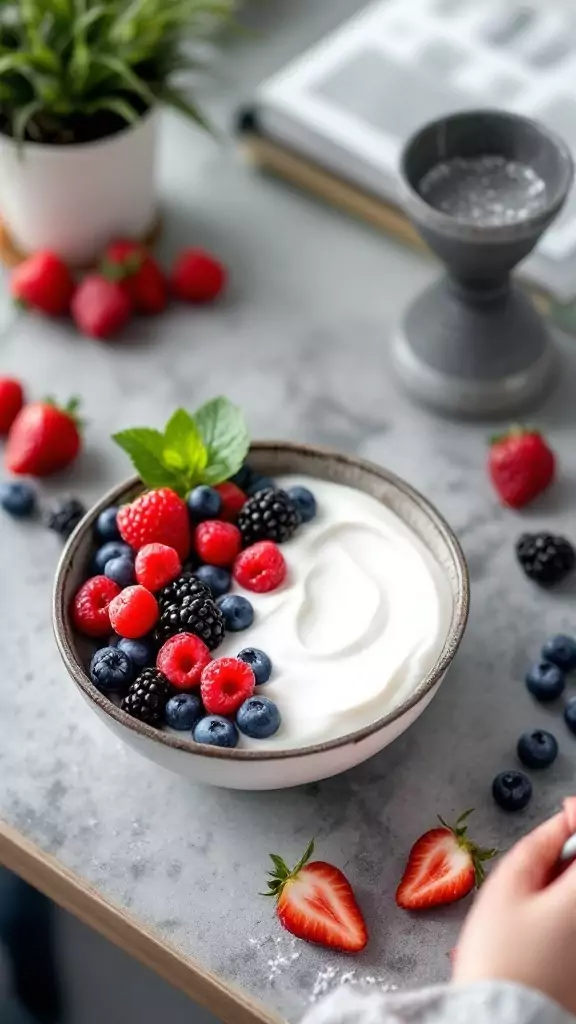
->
xmin=200 ymin=657 xmax=255 ymax=716
xmin=194 ymin=520 xmax=241 ymax=567
xmin=117 ymin=488 xmax=190 ymax=559
xmin=72 ymin=576 xmax=121 ymax=637
xmin=170 ymin=248 xmax=227 ymax=303
xmin=215 ymin=482 xmax=247 ymax=521
xmin=157 ymin=633 xmax=212 ymax=690
xmin=233 ymin=541 xmax=287 ymax=593
xmin=109 ymin=585 xmax=159 ymax=638
xmin=135 ymin=543 xmax=181 ymax=591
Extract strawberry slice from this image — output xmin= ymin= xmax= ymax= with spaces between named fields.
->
xmin=396 ymin=810 xmax=496 ymax=911
xmin=263 ymin=840 xmax=368 ymax=952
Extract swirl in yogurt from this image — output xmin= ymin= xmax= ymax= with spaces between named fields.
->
xmin=217 ymin=476 xmax=453 ymax=749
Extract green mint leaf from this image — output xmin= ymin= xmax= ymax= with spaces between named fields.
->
xmin=163 ymin=408 xmax=208 ymax=487
xmin=112 ymin=428 xmax=184 ymax=492
xmin=194 ymin=396 xmax=249 ymax=486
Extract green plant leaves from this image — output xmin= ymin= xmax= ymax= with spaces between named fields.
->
xmin=195 ymin=397 xmax=249 ymax=486
xmin=112 ymin=427 xmax=183 ymax=492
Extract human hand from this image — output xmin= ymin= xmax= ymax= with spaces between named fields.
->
xmin=453 ymin=798 xmax=576 ymax=1015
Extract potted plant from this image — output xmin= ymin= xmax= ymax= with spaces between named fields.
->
xmin=0 ymin=0 xmax=235 ymax=265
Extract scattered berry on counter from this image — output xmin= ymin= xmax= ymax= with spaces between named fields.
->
xmin=71 ymin=274 xmax=132 ymax=339
xmin=117 ymin=636 xmax=154 ymax=668
xmin=517 ymin=729 xmax=558 ymax=769
xmin=94 ymin=506 xmax=121 ymax=543
xmin=246 ymin=475 xmax=275 ymax=497
xmin=117 ymin=488 xmax=190 ymax=560
xmin=525 ymin=660 xmax=565 ymax=701
xmin=564 ymin=697 xmax=576 ymax=736
xmin=237 ymin=695 xmax=281 ymax=738
xmin=90 ymin=646 xmax=134 ymax=693
xmin=516 ymin=532 xmax=575 ymax=587
xmin=121 ymin=667 xmax=171 ymax=726
xmin=200 ymin=657 xmax=255 ymax=716
xmin=157 ymin=633 xmax=212 ymax=690
xmin=135 ymin=542 xmax=181 ymax=592
xmin=237 ymin=648 xmax=272 ymax=685
xmin=287 ymin=485 xmax=317 ymax=523
xmin=102 ymin=240 xmax=168 ymax=315
xmin=10 ymin=250 xmax=75 ymax=316
xmin=109 ymin=585 xmax=159 ymax=639
xmin=217 ymin=594 xmax=254 ymax=632
xmin=165 ymin=693 xmax=203 ymax=732
xmin=5 ymin=397 xmax=82 ymax=477
xmin=488 ymin=426 xmax=556 ymax=509
xmin=265 ymin=840 xmax=368 ymax=952
xmin=0 ymin=377 xmax=24 ymax=435
xmin=0 ymin=480 xmax=36 ymax=518
xmin=104 ymin=555 xmax=136 ymax=589
xmin=238 ymin=488 xmax=300 ymax=546
xmin=93 ymin=540 xmax=133 ymax=574
xmin=214 ymin=481 xmax=246 ymax=521
xmin=193 ymin=715 xmax=239 ymax=748
xmin=187 ymin=485 xmax=222 ymax=522
xmin=193 ymin=564 xmax=231 ymax=597
xmin=155 ymin=574 xmax=225 ymax=650
xmin=541 ymin=634 xmax=576 ymax=672
xmin=396 ymin=810 xmax=496 ymax=910
xmin=72 ymin=576 xmax=121 ymax=637
xmin=234 ymin=540 xmax=287 ymax=593
xmin=45 ymin=497 xmax=86 ymax=538
xmin=492 ymin=770 xmax=532 ymax=812
xmin=170 ymin=248 xmax=227 ymax=304
xmin=194 ymin=520 xmax=242 ymax=567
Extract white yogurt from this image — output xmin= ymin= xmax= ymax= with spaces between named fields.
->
xmin=218 ymin=476 xmax=453 ymax=751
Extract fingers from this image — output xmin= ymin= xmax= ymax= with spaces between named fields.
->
xmin=492 ymin=810 xmax=571 ymax=895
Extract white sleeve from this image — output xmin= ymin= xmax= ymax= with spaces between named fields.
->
xmin=302 ymin=981 xmax=576 ymax=1024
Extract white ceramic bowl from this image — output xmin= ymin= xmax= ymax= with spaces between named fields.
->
xmin=53 ymin=442 xmax=469 ymax=790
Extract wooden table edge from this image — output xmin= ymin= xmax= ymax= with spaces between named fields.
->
xmin=0 ymin=822 xmax=280 ymax=1024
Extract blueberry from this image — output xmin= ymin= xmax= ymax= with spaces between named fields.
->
xmin=237 ymin=648 xmax=272 ymax=685
xmin=492 ymin=770 xmax=532 ymax=812
xmin=194 ymin=564 xmax=231 ymax=597
xmin=104 ymin=555 xmax=135 ymax=588
xmin=0 ymin=481 xmax=36 ymax=518
xmin=165 ymin=693 xmax=203 ymax=731
xmin=246 ymin=475 xmax=275 ymax=497
xmin=95 ymin=506 xmax=120 ymax=542
xmin=541 ymin=634 xmax=576 ymax=671
xmin=187 ymin=485 xmax=222 ymax=522
xmin=194 ymin=715 xmax=239 ymax=748
xmin=236 ymin=696 xmax=281 ymax=739
xmin=230 ymin=464 xmax=254 ymax=490
xmin=287 ymin=486 xmax=316 ymax=523
xmin=117 ymin=636 xmax=155 ymax=668
xmin=217 ymin=594 xmax=254 ymax=631
xmin=90 ymin=646 xmax=134 ymax=693
xmin=92 ymin=540 xmax=133 ymax=574
xmin=525 ymin=660 xmax=565 ymax=701
xmin=517 ymin=729 xmax=558 ymax=769
xmin=564 ymin=697 xmax=576 ymax=735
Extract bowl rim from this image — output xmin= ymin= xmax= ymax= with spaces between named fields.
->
xmin=53 ymin=441 xmax=469 ymax=762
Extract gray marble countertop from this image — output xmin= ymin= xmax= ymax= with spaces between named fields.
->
xmin=3 ymin=3 xmax=576 ymax=1022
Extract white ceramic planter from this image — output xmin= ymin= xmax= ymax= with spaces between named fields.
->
xmin=0 ymin=109 xmax=158 ymax=265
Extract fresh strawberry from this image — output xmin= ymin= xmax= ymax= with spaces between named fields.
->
xmin=215 ymin=481 xmax=246 ymax=521
xmin=170 ymin=248 xmax=227 ymax=303
xmin=117 ymin=487 xmax=191 ymax=560
xmin=103 ymin=240 xmax=168 ymax=315
xmin=263 ymin=840 xmax=368 ymax=952
xmin=5 ymin=397 xmax=82 ymax=476
xmin=10 ymin=250 xmax=75 ymax=316
xmin=0 ymin=377 xmax=24 ymax=435
xmin=396 ymin=810 xmax=496 ymax=911
xmin=488 ymin=426 xmax=555 ymax=509
xmin=71 ymin=274 xmax=132 ymax=339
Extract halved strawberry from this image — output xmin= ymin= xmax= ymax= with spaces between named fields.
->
xmin=263 ymin=840 xmax=368 ymax=952
xmin=396 ymin=810 xmax=496 ymax=911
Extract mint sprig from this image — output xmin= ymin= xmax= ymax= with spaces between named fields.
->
xmin=112 ymin=396 xmax=249 ymax=497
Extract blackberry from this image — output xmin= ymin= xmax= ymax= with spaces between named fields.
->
xmin=237 ymin=488 xmax=300 ymax=546
xmin=516 ymin=532 xmax=575 ymax=587
xmin=155 ymin=573 xmax=225 ymax=650
xmin=45 ymin=498 xmax=86 ymax=538
xmin=121 ymin=667 xmax=171 ymax=726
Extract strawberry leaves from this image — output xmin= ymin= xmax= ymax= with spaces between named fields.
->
xmin=262 ymin=839 xmax=315 ymax=899
xmin=112 ymin=396 xmax=249 ymax=498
